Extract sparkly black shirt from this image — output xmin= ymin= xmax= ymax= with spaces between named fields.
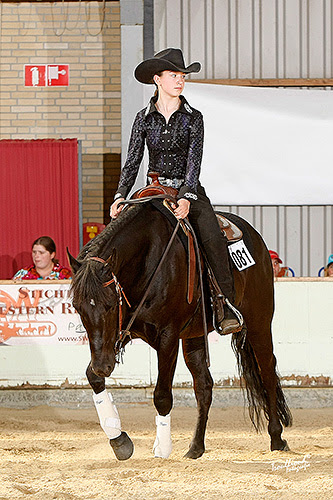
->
xmin=116 ymin=95 xmax=204 ymax=201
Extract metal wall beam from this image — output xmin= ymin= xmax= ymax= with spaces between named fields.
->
xmin=144 ymin=0 xmax=154 ymax=58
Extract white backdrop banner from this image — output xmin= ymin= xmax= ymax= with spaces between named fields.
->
xmin=0 ymin=282 xmax=87 ymax=345
xmin=143 ymin=83 xmax=333 ymax=205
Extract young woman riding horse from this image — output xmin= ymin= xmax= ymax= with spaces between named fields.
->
xmin=110 ymin=48 xmax=241 ymax=337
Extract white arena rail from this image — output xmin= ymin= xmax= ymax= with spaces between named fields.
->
xmin=0 ymin=279 xmax=332 ymax=387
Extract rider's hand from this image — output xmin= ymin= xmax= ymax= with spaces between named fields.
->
xmin=110 ymin=198 xmax=125 ymax=219
xmin=172 ymin=198 xmax=190 ymax=219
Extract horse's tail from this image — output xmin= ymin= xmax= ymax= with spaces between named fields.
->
xmin=231 ymin=329 xmax=293 ymax=431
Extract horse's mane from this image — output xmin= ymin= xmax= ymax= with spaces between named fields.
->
xmin=72 ymin=204 xmax=144 ymax=309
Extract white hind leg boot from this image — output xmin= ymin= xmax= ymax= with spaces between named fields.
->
xmin=93 ymin=390 xmax=121 ymax=440
xmin=153 ymin=413 xmax=172 ymax=458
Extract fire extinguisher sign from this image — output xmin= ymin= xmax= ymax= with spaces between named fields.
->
xmin=24 ymin=65 xmax=46 ymax=87
xmin=24 ymin=65 xmax=69 ymax=87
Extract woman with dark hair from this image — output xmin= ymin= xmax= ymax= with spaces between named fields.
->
xmin=110 ymin=48 xmax=242 ymax=335
xmin=12 ymin=236 xmax=71 ymax=280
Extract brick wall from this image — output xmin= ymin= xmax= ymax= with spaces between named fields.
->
xmin=0 ymin=1 xmax=121 ymax=224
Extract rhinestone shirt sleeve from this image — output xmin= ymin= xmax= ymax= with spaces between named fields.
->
xmin=179 ymin=111 xmax=204 ymax=198
xmin=117 ymin=111 xmax=146 ymax=198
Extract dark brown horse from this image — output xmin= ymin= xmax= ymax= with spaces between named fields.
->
xmin=68 ymin=199 xmax=292 ymax=460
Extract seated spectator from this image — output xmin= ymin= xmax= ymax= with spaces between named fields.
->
xmin=324 ymin=254 xmax=333 ymax=277
xmin=12 ymin=236 xmax=71 ymax=280
xmin=269 ymin=250 xmax=289 ymax=277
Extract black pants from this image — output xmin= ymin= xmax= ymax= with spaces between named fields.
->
xmin=188 ymin=184 xmax=234 ymax=301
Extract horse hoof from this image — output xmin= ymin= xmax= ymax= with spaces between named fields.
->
xmin=280 ymin=439 xmax=290 ymax=451
xmin=109 ymin=431 xmax=134 ymax=460
xmin=271 ymin=439 xmax=290 ymax=452
xmin=184 ymin=447 xmax=204 ymax=459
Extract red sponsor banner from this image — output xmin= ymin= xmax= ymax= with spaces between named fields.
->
xmin=0 ymin=283 xmax=87 ymax=345
xmin=24 ymin=64 xmax=69 ymax=87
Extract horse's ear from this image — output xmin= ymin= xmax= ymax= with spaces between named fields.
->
xmin=66 ymin=248 xmax=82 ymax=275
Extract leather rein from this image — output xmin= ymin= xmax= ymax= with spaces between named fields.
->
xmin=88 ymin=218 xmax=181 ymax=356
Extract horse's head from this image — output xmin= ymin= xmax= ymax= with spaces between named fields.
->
xmin=68 ymin=249 xmax=122 ymax=378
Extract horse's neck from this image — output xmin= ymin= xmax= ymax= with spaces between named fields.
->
xmin=113 ymin=207 xmax=168 ymax=276
xmin=111 ymin=211 xmax=151 ymax=269
xmin=90 ymin=206 xmax=169 ymax=279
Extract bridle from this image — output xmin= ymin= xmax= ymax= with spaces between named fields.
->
xmin=88 ymin=256 xmax=131 ymax=349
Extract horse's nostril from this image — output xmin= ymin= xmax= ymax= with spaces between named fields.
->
xmin=105 ymin=364 xmax=115 ymax=377
xmin=91 ymin=362 xmax=114 ymax=378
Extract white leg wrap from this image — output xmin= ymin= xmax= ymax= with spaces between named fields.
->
xmin=93 ymin=390 xmax=121 ymax=440
xmin=153 ymin=414 xmax=172 ymax=458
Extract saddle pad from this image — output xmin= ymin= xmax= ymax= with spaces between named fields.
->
xmin=215 ymin=213 xmax=243 ymax=242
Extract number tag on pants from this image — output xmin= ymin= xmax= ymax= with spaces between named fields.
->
xmin=228 ymin=240 xmax=255 ymax=271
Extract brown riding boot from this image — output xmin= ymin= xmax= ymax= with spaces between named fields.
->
xmin=220 ymin=302 xmax=242 ymax=335
xmin=196 ymin=229 xmax=243 ymax=335
xmin=212 ymin=294 xmax=242 ymax=335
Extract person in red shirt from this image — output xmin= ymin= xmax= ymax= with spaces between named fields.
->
xmin=12 ymin=236 xmax=71 ymax=280
xmin=269 ymin=250 xmax=289 ymax=278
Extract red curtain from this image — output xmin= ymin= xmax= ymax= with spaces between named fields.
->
xmin=0 ymin=139 xmax=79 ymax=279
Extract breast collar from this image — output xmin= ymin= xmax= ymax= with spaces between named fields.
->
xmin=144 ymin=95 xmax=194 ymax=117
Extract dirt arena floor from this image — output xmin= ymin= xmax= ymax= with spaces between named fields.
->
xmin=0 ymin=405 xmax=332 ymax=500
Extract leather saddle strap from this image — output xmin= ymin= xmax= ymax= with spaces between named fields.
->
xmin=187 ymin=232 xmax=196 ymax=304
xmin=185 ymin=218 xmax=210 ymax=367
xmin=162 ymin=198 xmax=195 ymax=304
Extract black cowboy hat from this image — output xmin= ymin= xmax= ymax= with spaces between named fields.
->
xmin=134 ymin=48 xmax=201 ymax=84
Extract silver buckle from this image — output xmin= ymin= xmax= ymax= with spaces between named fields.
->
xmin=158 ymin=177 xmax=184 ymax=189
